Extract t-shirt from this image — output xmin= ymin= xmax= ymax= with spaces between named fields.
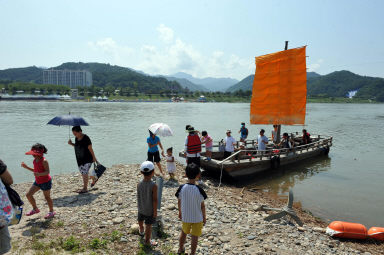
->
xmin=147 ymin=136 xmax=160 ymax=153
xmin=137 ymin=180 xmax=156 ymax=216
xmin=257 ymin=135 xmax=269 ymax=151
xmin=0 ymin=160 xmax=6 ymax=175
xmin=175 ymin=183 xmax=207 ymax=223
xmin=203 ymin=135 xmax=213 ymax=148
xmin=225 ymin=136 xmax=236 ymax=152
xmin=74 ymin=134 xmax=93 ymax=166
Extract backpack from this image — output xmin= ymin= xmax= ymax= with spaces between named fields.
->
xmin=0 ymin=180 xmax=14 ymax=227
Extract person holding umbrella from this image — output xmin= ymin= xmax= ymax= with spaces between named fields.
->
xmin=147 ymin=131 xmax=165 ymax=175
xmin=68 ymin=126 xmax=98 ymax=193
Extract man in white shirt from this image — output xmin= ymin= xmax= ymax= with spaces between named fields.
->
xmin=257 ymin=129 xmax=269 ymax=151
xmin=224 ymin=130 xmax=236 ymax=159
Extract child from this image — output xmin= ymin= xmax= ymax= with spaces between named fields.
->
xmin=21 ymin=143 xmax=55 ymax=219
xmin=137 ymin=161 xmax=158 ymax=246
xmin=201 ymin=131 xmax=213 ymax=161
xmin=175 ymin=163 xmax=207 ymax=255
xmin=166 ymin=147 xmax=176 ymax=180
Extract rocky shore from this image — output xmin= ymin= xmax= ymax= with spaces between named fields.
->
xmin=9 ymin=162 xmax=382 ymax=254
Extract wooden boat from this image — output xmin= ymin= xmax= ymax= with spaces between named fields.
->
xmin=180 ymin=43 xmax=333 ymax=178
xmin=180 ymin=134 xmax=332 ymax=178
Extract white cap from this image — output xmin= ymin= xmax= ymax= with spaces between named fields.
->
xmin=140 ymin=161 xmax=155 ymax=173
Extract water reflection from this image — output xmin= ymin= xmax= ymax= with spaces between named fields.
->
xmin=242 ymin=156 xmax=331 ymax=195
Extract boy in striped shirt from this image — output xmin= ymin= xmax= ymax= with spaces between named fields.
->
xmin=175 ymin=163 xmax=207 ymax=255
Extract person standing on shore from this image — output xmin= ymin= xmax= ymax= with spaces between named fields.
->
xmin=68 ymin=126 xmax=98 ymax=193
xmin=147 ymin=131 xmax=165 ymax=175
xmin=184 ymin=127 xmax=202 ymax=167
xmin=137 ymin=161 xmax=158 ymax=246
xmin=0 ymin=159 xmax=14 ymax=254
xmin=21 ymin=143 xmax=55 ymax=219
xmin=165 ymin=147 xmax=176 ymax=180
xmin=224 ymin=130 xmax=236 ymax=159
xmin=176 ymin=163 xmax=207 ymax=255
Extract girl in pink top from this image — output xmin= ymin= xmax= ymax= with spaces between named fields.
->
xmin=201 ymin=131 xmax=213 ymax=161
xmin=21 ymin=143 xmax=55 ymax=219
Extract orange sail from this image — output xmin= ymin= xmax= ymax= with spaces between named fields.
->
xmin=250 ymin=46 xmax=307 ymax=125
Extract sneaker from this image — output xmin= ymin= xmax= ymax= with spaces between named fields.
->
xmin=44 ymin=211 xmax=56 ymax=219
xmin=26 ymin=209 xmax=40 ymax=216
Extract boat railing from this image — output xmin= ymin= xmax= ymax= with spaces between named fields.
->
xmin=218 ymin=135 xmax=332 ymax=163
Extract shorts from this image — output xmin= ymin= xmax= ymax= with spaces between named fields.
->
xmin=147 ymin=151 xmax=161 ymax=163
xmin=33 ymin=179 xmax=52 ymax=191
xmin=0 ymin=226 xmax=11 ymax=254
xmin=206 ymin=147 xmax=213 ymax=152
xmin=79 ymin=162 xmax=93 ymax=175
xmin=240 ymin=135 xmax=247 ymax=140
xmin=182 ymin=222 xmax=204 ymax=237
xmin=224 ymin=151 xmax=232 ymax=159
xmin=187 ymin=157 xmax=200 ymax=167
xmin=138 ymin=213 xmax=156 ymax=225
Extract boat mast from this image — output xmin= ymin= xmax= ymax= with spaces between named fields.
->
xmin=276 ymin=40 xmax=289 ymax=144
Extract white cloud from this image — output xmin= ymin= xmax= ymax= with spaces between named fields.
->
xmin=157 ymin=24 xmax=174 ymax=43
xmin=87 ymin=25 xmax=253 ymax=79
xmin=88 ymin=38 xmax=133 ymax=63
xmin=308 ymin=59 xmax=324 ymax=72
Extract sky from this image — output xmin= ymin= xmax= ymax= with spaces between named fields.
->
xmin=1 ymin=0 xmax=384 ymax=80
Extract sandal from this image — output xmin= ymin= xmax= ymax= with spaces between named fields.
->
xmin=90 ymin=178 xmax=99 ymax=187
xmin=26 ymin=209 xmax=40 ymax=216
xmin=139 ymin=230 xmax=144 ymax=236
xmin=44 ymin=211 xmax=56 ymax=219
xmin=149 ymin=239 xmax=158 ymax=246
xmin=76 ymin=189 xmax=88 ymax=194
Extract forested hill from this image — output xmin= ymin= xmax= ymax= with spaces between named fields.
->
xmin=0 ymin=66 xmax=42 ymax=83
xmin=0 ymin=63 xmax=185 ymax=93
xmin=226 ymin=71 xmax=384 ymax=101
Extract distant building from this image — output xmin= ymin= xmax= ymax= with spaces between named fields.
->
xmin=43 ymin=69 xmax=92 ymax=88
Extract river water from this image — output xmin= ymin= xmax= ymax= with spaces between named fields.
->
xmin=0 ymin=101 xmax=383 ymax=227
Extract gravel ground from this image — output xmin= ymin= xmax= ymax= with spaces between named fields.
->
xmin=8 ymin=162 xmax=383 ymax=254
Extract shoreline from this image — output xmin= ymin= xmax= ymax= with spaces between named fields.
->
xmin=9 ymin=163 xmax=383 ymax=254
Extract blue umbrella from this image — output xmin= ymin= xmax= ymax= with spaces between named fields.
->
xmin=47 ymin=112 xmax=89 ymax=138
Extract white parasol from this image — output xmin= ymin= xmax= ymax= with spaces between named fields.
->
xmin=149 ymin=123 xmax=173 ymax=137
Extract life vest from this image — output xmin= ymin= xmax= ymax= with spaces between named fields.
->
xmin=283 ymin=138 xmax=291 ymax=149
xmin=303 ymin=132 xmax=311 ymax=143
xmin=187 ymin=134 xmax=202 ymax=154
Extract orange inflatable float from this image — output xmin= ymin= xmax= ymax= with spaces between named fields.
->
xmin=368 ymin=227 xmax=384 ymax=241
xmin=326 ymin=221 xmax=367 ymax=239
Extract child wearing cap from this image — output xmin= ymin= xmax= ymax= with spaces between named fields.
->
xmin=21 ymin=143 xmax=55 ymax=219
xmin=175 ymin=163 xmax=207 ymax=255
xmin=137 ymin=161 xmax=158 ymax=246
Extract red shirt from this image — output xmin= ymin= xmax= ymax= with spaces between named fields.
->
xmin=33 ymin=157 xmax=51 ymax=184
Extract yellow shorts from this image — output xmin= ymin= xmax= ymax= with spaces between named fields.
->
xmin=182 ymin=222 xmax=204 ymax=237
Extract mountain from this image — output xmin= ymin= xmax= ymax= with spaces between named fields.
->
xmin=0 ymin=66 xmax=42 ymax=83
xmin=160 ymin=76 xmax=209 ymax=92
xmin=172 ymin=72 xmax=238 ymax=92
xmin=307 ymin=70 xmax=384 ymax=100
xmin=226 ymin=72 xmax=322 ymax=92
xmin=0 ymin=62 xmax=185 ymax=93
xmin=226 ymin=75 xmax=254 ymax=93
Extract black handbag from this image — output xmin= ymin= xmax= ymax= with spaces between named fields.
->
xmin=5 ymin=185 xmax=24 ymax=207
xmin=94 ymin=162 xmax=106 ymax=178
